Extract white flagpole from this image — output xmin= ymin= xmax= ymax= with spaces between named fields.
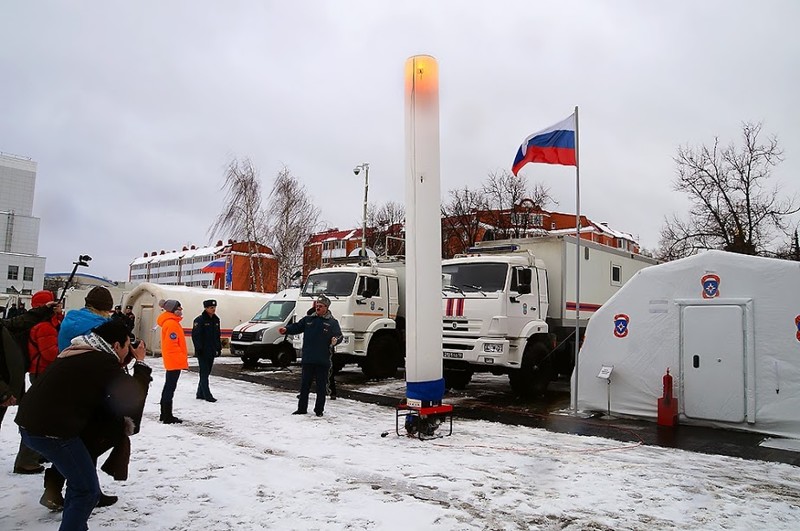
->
xmin=572 ymin=105 xmax=581 ymax=412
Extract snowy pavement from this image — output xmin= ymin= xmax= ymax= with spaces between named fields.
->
xmin=2 ymin=359 xmax=800 ymax=530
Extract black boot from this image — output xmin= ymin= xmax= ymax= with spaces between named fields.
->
xmin=40 ymin=467 xmax=64 ymax=511
xmin=160 ymin=402 xmax=183 ymax=424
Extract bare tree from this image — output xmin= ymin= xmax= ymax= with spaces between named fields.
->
xmin=266 ymin=166 xmax=321 ymax=289
xmin=658 ymin=122 xmax=798 ymax=260
xmin=364 ymin=201 xmax=405 ymax=256
xmin=208 ymin=158 xmax=269 ymax=291
xmin=482 ymin=169 xmax=554 ymax=239
xmin=441 ymin=185 xmax=487 ymax=257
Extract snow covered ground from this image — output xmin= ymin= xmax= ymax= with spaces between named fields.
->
xmin=2 ymin=358 xmax=800 ymax=530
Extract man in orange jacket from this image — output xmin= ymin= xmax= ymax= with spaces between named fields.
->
xmin=156 ymin=299 xmax=188 ymax=424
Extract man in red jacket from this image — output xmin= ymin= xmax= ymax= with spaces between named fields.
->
xmin=27 ymin=290 xmax=64 ymax=382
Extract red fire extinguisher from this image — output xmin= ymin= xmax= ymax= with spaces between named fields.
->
xmin=657 ymin=367 xmax=678 ymax=427
xmin=663 ymin=368 xmax=673 ymax=404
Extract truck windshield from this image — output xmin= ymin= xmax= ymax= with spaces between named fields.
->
xmin=301 ymin=271 xmax=357 ymax=298
xmin=252 ymin=300 xmax=296 ymax=322
xmin=442 ymin=263 xmax=507 ymax=293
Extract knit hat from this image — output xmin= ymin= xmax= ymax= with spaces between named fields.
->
xmin=160 ymin=299 xmax=181 ymax=313
xmin=31 ymin=290 xmax=55 ymax=308
xmin=316 ymin=294 xmax=331 ymax=307
xmin=85 ymin=286 xmax=114 ymax=312
xmin=203 ymin=299 xmax=217 ymax=308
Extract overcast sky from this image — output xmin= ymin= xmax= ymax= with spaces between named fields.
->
xmin=2 ymin=1 xmax=799 ymax=280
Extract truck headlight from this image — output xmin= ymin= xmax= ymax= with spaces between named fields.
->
xmin=483 ymin=343 xmax=504 ymax=353
xmin=256 ymin=329 xmax=266 ymax=341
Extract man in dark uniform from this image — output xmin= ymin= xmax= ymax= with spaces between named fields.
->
xmin=123 ymin=305 xmax=135 ymax=335
xmin=280 ymin=295 xmax=342 ymax=417
xmin=191 ymin=299 xmax=221 ymax=402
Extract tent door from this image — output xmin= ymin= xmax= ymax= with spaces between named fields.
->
xmin=681 ymin=305 xmax=745 ymax=422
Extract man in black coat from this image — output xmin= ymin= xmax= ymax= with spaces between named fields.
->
xmin=1 ymin=302 xmax=57 ymax=473
xmin=16 ymin=320 xmax=151 ymax=529
xmin=191 ymin=299 xmax=221 ymax=402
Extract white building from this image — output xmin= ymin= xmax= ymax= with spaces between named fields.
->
xmin=0 ymin=152 xmax=46 ymax=306
xmin=129 ymin=243 xmax=225 ymax=288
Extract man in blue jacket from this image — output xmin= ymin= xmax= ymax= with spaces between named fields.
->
xmin=191 ymin=299 xmax=221 ymax=402
xmin=280 ymin=295 xmax=342 ymax=417
xmin=58 ymin=286 xmax=113 ymax=351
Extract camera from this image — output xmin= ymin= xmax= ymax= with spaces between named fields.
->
xmin=131 ymin=339 xmax=141 ymax=349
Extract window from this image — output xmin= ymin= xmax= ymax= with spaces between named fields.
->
xmin=23 ymin=267 xmax=34 ymax=281
xmin=611 ymin=264 xmax=622 ymax=286
xmin=7 ymin=265 xmax=18 ymax=280
xmin=357 ymin=276 xmax=380 ymax=297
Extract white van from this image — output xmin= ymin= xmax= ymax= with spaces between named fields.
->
xmin=230 ymin=288 xmax=300 ymax=367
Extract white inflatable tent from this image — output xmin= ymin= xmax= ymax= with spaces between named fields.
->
xmin=124 ymin=283 xmax=274 ymax=356
xmin=573 ymin=250 xmax=800 ymax=439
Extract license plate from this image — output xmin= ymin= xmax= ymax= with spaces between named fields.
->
xmin=443 ymin=351 xmax=463 ymax=359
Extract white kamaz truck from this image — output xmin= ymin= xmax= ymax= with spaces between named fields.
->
xmin=441 ymin=235 xmax=658 ymax=397
xmin=295 ymin=258 xmax=406 ymax=379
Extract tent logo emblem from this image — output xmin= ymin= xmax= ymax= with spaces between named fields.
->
xmin=701 ymin=274 xmax=721 ymax=299
xmin=795 ymin=315 xmax=800 ymax=341
xmin=613 ymin=313 xmax=630 ymax=338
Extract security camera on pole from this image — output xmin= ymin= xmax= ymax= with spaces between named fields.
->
xmin=353 ymin=163 xmax=369 ymax=259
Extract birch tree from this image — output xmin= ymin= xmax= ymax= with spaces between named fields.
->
xmin=266 ymin=166 xmax=321 ymax=289
xmin=208 ymin=158 xmax=269 ymax=291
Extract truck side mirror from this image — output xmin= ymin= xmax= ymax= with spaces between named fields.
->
xmin=361 ymin=289 xmax=373 ymax=298
xmin=517 ymin=284 xmax=531 ymax=295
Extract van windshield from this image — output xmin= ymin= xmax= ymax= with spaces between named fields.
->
xmin=301 ymin=271 xmax=357 ymax=298
xmin=252 ymin=300 xmax=296 ymax=322
xmin=441 ymin=262 xmax=508 ymax=293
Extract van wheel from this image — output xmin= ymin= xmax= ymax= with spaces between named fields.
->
xmin=362 ymin=335 xmax=399 ymax=380
xmin=509 ymin=341 xmax=552 ymax=399
xmin=331 ymin=354 xmax=346 ymax=375
xmin=242 ymin=355 xmax=260 ymax=368
xmin=444 ymin=369 xmax=472 ymax=390
xmin=272 ymin=344 xmax=295 ymax=368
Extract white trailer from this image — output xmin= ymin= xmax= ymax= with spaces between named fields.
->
xmin=441 ymin=235 xmax=658 ymax=396
xmin=124 ymin=283 xmax=274 ymax=356
xmin=295 ymin=258 xmax=405 ymax=378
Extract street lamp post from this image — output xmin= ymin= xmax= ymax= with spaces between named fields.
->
xmin=353 ymin=162 xmax=370 ymax=258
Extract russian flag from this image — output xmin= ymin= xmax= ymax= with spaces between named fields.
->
xmin=201 ymin=258 xmax=226 ymax=274
xmin=512 ymin=113 xmax=576 ymax=176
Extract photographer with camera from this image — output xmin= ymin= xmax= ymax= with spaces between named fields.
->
xmin=16 ymin=320 xmax=152 ymax=528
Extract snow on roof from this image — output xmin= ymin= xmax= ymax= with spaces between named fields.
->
xmin=130 ymin=244 xmax=225 ymax=266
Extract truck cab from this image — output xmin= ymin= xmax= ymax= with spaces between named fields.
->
xmin=294 ymin=260 xmax=405 ymax=378
xmin=230 ymin=288 xmax=300 ymax=367
xmin=441 ymin=253 xmax=553 ymax=395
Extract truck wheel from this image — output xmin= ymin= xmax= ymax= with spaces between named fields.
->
xmin=509 ymin=341 xmax=552 ymax=399
xmin=443 ymin=369 xmax=472 ymax=390
xmin=273 ymin=344 xmax=295 ymax=368
xmin=362 ymin=334 xmax=399 ymax=380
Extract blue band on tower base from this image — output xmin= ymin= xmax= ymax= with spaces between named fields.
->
xmin=406 ymin=378 xmax=445 ymax=405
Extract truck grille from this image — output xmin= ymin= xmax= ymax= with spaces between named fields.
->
xmin=232 ymin=331 xmax=259 ymax=342
xmin=442 ymin=319 xmax=480 ymax=334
